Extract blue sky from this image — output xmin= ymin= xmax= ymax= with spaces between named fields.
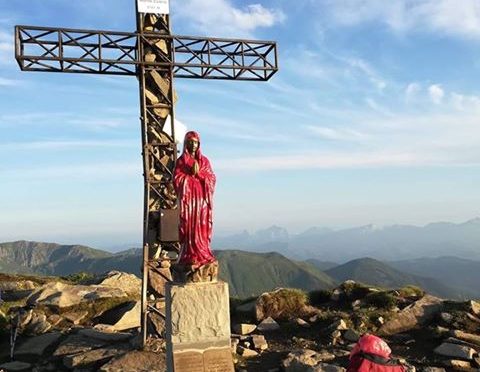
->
xmin=1 ymin=0 xmax=479 ymax=248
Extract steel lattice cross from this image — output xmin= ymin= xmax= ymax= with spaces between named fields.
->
xmin=14 ymin=2 xmax=278 ymax=347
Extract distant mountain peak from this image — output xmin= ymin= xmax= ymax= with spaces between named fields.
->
xmin=462 ymin=217 xmax=480 ymax=225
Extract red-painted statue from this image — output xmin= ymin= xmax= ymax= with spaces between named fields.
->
xmin=173 ymin=131 xmax=218 ymax=282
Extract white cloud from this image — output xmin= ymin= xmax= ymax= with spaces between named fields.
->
xmin=405 ymin=82 xmax=421 ymax=102
xmin=0 ymin=30 xmax=13 ymax=65
xmin=346 ymin=58 xmax=387 ymax=90
xmin=2 ymin=162 xmax=140 ymax=180
xmin=173 ymin=0 xmax=285 ymax=37
xmin=0 ymin=139 xmax=137 ymax=150
xmin=0 ymin=77 xmax=18 ymax=86
xmin=450 ymin=92 xmax=480 ymax=111
xmin=429 ymin=84 xmax=444 ymax=104
xmin=325 ymin=0 xmax=480 ymax=39
xmin=307 ymin=125 xmax=369 ymax=142
xmin=216 ymin=151 xmax=421 ymax=171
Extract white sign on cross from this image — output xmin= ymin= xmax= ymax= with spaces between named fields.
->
xmin=137 ymin=0 xmax=170 ymax=14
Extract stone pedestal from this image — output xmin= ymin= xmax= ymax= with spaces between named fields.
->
xmin=165 ymin=281 xmax=234 ymax=372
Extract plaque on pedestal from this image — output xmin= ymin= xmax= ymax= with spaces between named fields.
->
xmin=165 ymin=281 xmax=234 ymax=372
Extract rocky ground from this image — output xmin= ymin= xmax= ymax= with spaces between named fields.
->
xmin=0 ymin=273 xmax=479 ymax=371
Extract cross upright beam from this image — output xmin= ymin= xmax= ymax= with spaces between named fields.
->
xmin=14 ymin=2 xmax=278 ymax=348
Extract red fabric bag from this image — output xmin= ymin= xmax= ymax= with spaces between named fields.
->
xmin=347 ymin=334 xmax=405 ymax=372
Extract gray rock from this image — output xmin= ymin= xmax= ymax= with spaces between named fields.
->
xmin=343 ymin=329 xmax=360 ymax=342
xmin=95 ymin=271 xmax=141 ymax=296
xmin=0 ymin=361 xmax=32 ymax=371
xmin=47 ymin=314 xmax=63 ymax=327
xmin=233 ymin=323 xmax=256 ymax=335
xmin=282 ymin=349 xmax=337 ymax=372
xmin=78 ymin=328 xmax=132 ymax=342
xmin=63 ymin=346 xmax=128 ymax=369
xmin=315 ymin=351 xmax=336 ymax=362
xmin=257 ymin=317 xmax=280 ymax=332
xmin=330 ymin=319 xmax=348 ymax=331
xmin=251 ymin=334 xmax=268 ymax=351
xmin=53 ymin=334 xmax=107 ymax=357
xmin=283 ymin=349 xmax=319 ymax=369
xmin=422 ymin=368 xmax=446 ymax=372
xmin=99 ymin=350 xmax=166 ymax=372
xmin=96 ymin=301 xmax=140 ymax=331
xmin=237 ymin=346 xmax=258 ymax=358
xmin=313 ymin=364 xmax=346 ymax=372
xmin=440 ymin=312 xmax=453 ymax=324
xmin=231 ymin=338 xmax=239 ymax=352
xmin=434 ymin=342 xmax=475 ymax=360
xmin=449 ymin=329 xmax=480 ymax=347
xmin=24 ymin=312 xmax=51 ymax=335
xmin=442 ymin=359 xmax=473 ymax=369
xmin=296 ymin=318 xmax=310 ymax=328
xmin=27 ymin=282 xmax=127 ymax=308
xmin=15 ymin=332 xmax=63 ymax=357
xmin=63 ymin=310 xmax=89 ymax=325
xmin=468 ymin=300 xmax=480 ymax=316
xmin=379 ymin=295 xmax=443 ymax=335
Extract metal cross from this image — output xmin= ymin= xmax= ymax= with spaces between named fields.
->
xmin=14 ymin=1 xmax=278 ymax=346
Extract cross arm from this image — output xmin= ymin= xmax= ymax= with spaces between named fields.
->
xmin=15 ymin=25 xmax=278 ymax=81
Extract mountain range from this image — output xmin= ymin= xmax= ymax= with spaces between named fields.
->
xmin=1 ymin=240 xmax=478 ymax=299
xmin=212 ymin=218 xmax=480 ymax=262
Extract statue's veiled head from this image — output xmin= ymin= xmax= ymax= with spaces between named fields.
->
xmin=184 ymin=131 xmax=201 ymax=156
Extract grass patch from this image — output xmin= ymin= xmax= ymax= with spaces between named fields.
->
xmin=257 ymin=288 xmax=309 ymax=320
xmin=61 ymin=272 xmax=96 ymax=285
xmin=365 ymin=291 xmax=397 ymax=310
xmin=398 ymin=285 xmax=425 ymax=298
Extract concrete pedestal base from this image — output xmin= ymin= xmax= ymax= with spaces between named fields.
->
xmin=165 ymin=281 xmax=234 ymax=372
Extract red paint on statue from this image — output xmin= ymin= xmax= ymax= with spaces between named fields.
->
xmin=174 ymin=131 xmax=216 ymax=266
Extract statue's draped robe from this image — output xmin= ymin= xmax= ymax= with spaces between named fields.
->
xmin=174 ymin=132 xmax=216 ymax=266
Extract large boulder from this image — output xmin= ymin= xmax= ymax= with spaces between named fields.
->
xmin=27 ymin=282 xmax=128 ymax=308
xmin=95 ymin=271 xmax=141 ymax=297
xmin=99 ymin=350 xmax=166 ymax=372
xmin=14 ymin=332 xmax=63 ymax=357
xmin=95 ymin=301 xmax=141 ymax=331
xmin=434 ymin=342 xmax=475 ymax=360
xmin=379 ymin=295 xmax=443 ymax=335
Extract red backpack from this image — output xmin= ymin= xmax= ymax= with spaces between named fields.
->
xmin=347 ymin=334 xmax=406 ymax=372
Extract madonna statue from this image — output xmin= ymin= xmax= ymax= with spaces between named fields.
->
xmin=173 ymin=131 xmax=218 ymax=282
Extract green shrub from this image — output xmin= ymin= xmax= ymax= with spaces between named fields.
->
xmin=257 ymin=288 xmax=308 ymax=320
xmin=365 ymin=291 xmax=397 ymax=310
xmin=398 ymin=285 xmax=425 ymax=298
xmin=341 ymin=281 xmax=379 ymax=301
xmin=308 ymin=289 xmax=332 ymax=306
xmin=62 ymin=272 xmax=95 ymax=284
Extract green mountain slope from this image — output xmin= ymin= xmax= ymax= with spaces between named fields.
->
xmin=0 ymin=241 xmax=111 ymax=275
xmin=216 ymin=250 xmax=337 ymax=297
xmin=325 ymin=257 xmax=467 ymax=299
xmin=0 ymin=241 xmax=337 ymax=298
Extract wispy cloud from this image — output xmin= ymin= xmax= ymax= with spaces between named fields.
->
xmin=428 ymin=84 xmax=444 ymax=104
xmin=0 ymin=77 xmax=20 ymax=86
xmin=307 ymin=125 xmax=370 ymax=142
xmin=0 ymin=139 xmax=137 ymax=150
xmin=2 ymin=161 xmax=140 ymax=180
xmin=172 ymin=0 xmax=285 ymax=37
xmin=405 ymin=82 xmax=421 ymax=103
xmin=0 ymin=30 xmax=13 ymax=66
xmin=216 ymin=151 xmax=422 ymax=171
xmin=325 ymin=0 xmax=480 ymax=39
